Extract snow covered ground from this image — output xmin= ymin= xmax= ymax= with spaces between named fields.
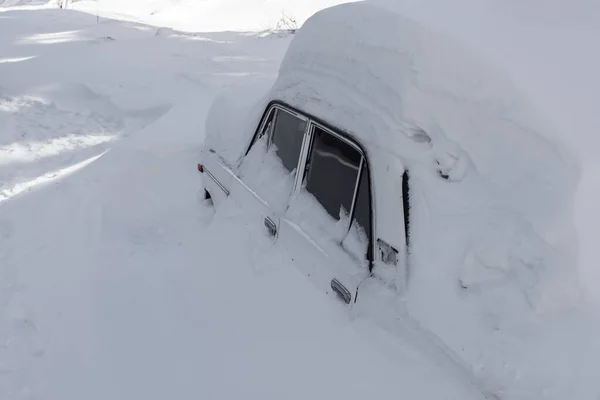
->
xmin=1 ymin=1 xmax=600 ymax=399
xmin=0 ymin=6 xmax=486 ymax=400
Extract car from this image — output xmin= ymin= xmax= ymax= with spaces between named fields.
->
xmin=197 ymin=2 xmax=573 ymax=398
xmin=197 ymin=0 xmax=570 ymax=306
xmin=201 ymin=96 xmax=401 ymax=302
xmin=198 ymin=2 xmax=418 ymax=307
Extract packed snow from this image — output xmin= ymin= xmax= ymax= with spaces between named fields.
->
xmin=1 ymin=1 xmax=600 ymax=399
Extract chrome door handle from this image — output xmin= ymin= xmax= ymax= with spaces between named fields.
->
xmin=331 ymin=278 xmax=351 ymax=304
xmin=264 ymin=217 xmax=277 ymax=236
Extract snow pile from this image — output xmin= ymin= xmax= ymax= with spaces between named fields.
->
xmin=267 ymin=2 xmax=599 ymax=398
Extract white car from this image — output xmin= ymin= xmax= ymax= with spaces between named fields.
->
xmin=199 ymin=3 xmax=416 ymax=306
xmin=197 ymin=2 xmax=573 ymax=398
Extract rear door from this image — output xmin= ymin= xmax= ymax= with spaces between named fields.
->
xmin=279 ymin=121 xmax=373 ymax=304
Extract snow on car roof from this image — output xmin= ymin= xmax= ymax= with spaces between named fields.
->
xmin=271 ymin=1 xmax=576 ymax=175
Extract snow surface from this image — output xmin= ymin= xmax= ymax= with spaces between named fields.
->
xmin=1 ymin=1 xmax=600 ymax=399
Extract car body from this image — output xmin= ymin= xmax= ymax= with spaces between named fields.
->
xmin=198 ymin=2 xmax=429 ymax=306
xmin=196 ymin=2 xmax=574 ymax=398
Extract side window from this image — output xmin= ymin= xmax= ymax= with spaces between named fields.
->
xmin=245 ymin=105 xmax=374 ymax=262
xmin=270 ymin=109 xmax=307 ymax=173
xmin=304 ymin=126 xmax=362 ymax=220
xmin=303 ymin=125 xmax=372 ymax=261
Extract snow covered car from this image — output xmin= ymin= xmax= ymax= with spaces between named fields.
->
xmin=197 ymin=1 xmax=573 ymax=311
xmin=197 ymin=2 xmax=578 ymax=396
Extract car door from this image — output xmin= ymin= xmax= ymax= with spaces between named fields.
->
xmin=233 ymin=104 xmax=310 ymax=240
xmin=278 ymin=121 xmax=374 ymax=304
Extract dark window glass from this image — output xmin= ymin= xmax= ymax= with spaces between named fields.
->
xmin=271 ymin=109 xmax=307 ymax=173
xmin=305 ymin=126 xmax=362 ymax=221
xmin=351 ymin=164 xmax=373 ymax=261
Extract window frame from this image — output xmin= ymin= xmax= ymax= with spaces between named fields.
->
xmin=297 ymin=122 xmax=364 ymax=225
xmin=245 ymin=101 xmax=375 ymax=267
xmin=245 ymin=104 xmax=309 ymax=157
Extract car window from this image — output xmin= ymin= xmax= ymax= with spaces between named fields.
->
xmin=304 ymin=126 xmax=362 ymax=221
xmin=302 ymin=125 xmax=373 ymax=262
xmin=270 ymin=109 xmax=307 ymax=174
xmin=246 ymin=104 xmax=374 ymax=262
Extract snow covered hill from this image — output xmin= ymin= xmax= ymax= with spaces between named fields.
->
xmin=1 ymin=1 xmax=600 ymax=400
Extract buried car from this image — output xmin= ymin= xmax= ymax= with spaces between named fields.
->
xmin=198 ymin=1 xmax=578 ymax=398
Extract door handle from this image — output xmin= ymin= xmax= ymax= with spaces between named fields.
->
xmin=331 ymin=278 xmax=351 ymax=304
xmin=264 ymin=217 xmax=277 ymax=236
